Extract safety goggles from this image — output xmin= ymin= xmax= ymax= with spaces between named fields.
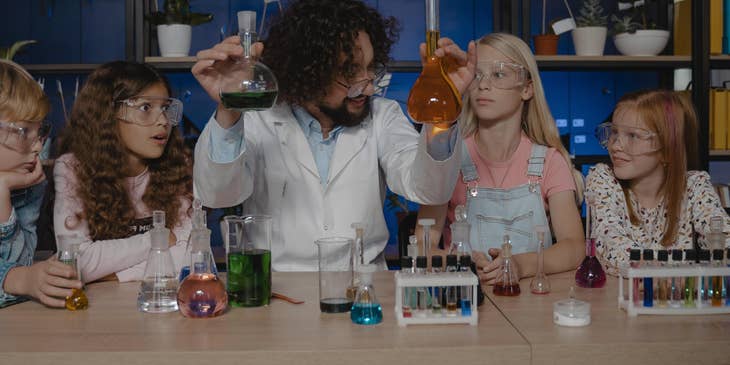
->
xmin=470 ymin=60 xmax=529 ymax=90
xmin=115 ymin=96 xmax=183 ymax=127
xmin=336 ymin=63 xmax=387 ymax=98
xmin=595 ymin=122 xmax=661 ymax=155
xmin=0 ymin=120 xmax=51 ymax=153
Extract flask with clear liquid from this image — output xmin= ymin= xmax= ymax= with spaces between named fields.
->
xmin=219 ymin=11 xmax=278 ymax=111
xmin=350 ymin=264 xmax=383 ymax=325
xmin=530 ymin=225 xmax=551 ymax=294
xmin=177 ymin=220 xmax=228 ymax=318
xmin=56 ymin=234 xmax=88 ymax=311
xmin=137 ymin=211 xmax=179 ymax=313
xmin=406 ymin=0 xmax=461 ymax=127
xmin=493 ymin=235 xmax=521 ymax=296
xmin=448 ymin=205 xmax=484 ymax=305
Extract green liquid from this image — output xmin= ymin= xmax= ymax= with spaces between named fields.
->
xmin=227 ymin=249 xmax=271 ymax=307
xmin=221 ymin=90 xmax=278 ymax=111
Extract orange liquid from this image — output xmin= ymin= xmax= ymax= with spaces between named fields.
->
xmin=407 ymin=30 xmax=462 ymax=126
xmin=66 ymin=288 xmax=88 ymax=310
xmin=493 ymin=283 xmax=521 ymax=296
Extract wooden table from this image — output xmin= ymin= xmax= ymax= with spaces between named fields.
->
xmin=487 ymin=272 xmax=730 ymax=365
xmin=0 ymin=272 xmax=529 ymax=365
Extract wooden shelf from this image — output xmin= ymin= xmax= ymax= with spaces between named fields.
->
xmin=710 ymin=150 xmax=730 ymax=161
xmin=145 ymin=56 xmax=196 ymax=71
xmin=710 ymin=55 xmax=730 ymax=69
xmin=535 ymin=55 xmax=691 ymax=70
xmin=23 ymin=64 xmax=100 ymax=73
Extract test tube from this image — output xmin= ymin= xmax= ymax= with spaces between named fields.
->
xmin=699 ymin=249 xmax=711 ymax=305
xmin=445 ymin=254 xmax=458 ymax=316
xmin=670 ymin=249 xmax=684 ymax=307
xmin=415 ymin=256 xmax=430 ymax=316
xmin=642 ymin=249 xmax=654 ymax=307
xmin=712 ymin=249 xmax=724 ymax=307
xmin=431 ymin=255 xmax=443 ymax=315
xmin=684 ymin=249 xmax=696 ymax=307
xmin=657 ymin=250 xmax=669 ymax=307
xmin=400 ymin=256 xmax=413 ymax=318
xmin=726 ymin=249 xmax=730 ymax=306
xmin=629 ymin=249 xmax=641 ymax=306
xmin=459 ymin=255 xmax=473 ymax=317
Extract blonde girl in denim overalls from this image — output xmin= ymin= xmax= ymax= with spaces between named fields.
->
xmin=417 ymin=33 xmax=585 ymax=286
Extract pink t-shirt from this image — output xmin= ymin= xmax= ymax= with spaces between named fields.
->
xmin=444 ymin=133 xmax=576 ymax=246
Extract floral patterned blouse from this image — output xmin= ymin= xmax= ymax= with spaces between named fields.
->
xmin=586 ymin=163 xmax=730 ymax=276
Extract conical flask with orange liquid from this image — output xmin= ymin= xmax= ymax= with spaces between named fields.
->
xmin=407 ymin=0 xmax=462 ymax=127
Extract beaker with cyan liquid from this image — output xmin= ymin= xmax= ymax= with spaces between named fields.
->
xmin=315 ymin=237 xmax=354 ymax=313
xmin=223 ymin=215 xmax=272 ymax=307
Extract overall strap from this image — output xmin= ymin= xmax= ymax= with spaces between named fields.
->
xmin=527 ymin=144 xmax=548 ymax=178
xmin=460 ymin=141 xmax=479 ymax=183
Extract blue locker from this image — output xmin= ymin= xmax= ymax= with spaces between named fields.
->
xmin=81 ymin=0 xmax=125 ymax=63
xmin=29 ymin=0 xmax=82 ymax=63
xmin=541 ymin=71 xmax=571 ymax=147
xmin=569 ymin=71 xmax=613 ymax=156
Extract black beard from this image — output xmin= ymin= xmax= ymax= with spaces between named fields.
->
xmin=317 ymin=96 xmax=371 ymax=128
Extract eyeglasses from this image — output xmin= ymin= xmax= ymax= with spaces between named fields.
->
xmin=336 ymin=63 xmax=387 ymax=98
xmin=115 ymin=96 xmax=183 ymax=127
xmin=470 ymin=60 xmax=529 ymax=90
xmin=0 ymin=120 xmax=51 ymax=153
xmin=595 ymin=122 xmax=660 ymax=155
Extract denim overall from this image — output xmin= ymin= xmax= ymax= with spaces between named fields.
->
xmin=460 ymin=143 xmax=553 ymax=255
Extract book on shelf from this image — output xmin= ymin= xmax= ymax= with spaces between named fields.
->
xmin=674 ymin=0 xmax=725 ymax=55
xmin=711 ymin=88 xmax=728 ymax=149
xmin=725 ymin=0 xmax=730 ymax=53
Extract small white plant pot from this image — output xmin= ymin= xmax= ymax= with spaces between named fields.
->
xmin=157 ymin=24 xmax=192 ymax=57
xmin=613 ymin=29 xmax=670 ymax=56
xmin=571 ymin=26 xmax=607 ymax=56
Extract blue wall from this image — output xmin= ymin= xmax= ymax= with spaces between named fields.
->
xmin=0 ymin=0 xmax=665 ymax=260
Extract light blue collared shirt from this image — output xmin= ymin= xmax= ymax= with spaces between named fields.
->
xmin=291 ymin=106 xmax=343 ymax=187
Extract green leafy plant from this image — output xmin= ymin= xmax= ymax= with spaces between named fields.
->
xmin=146 ymin=0 xmax=213 ymax=26
xmin=0 ymin=40 xmax=37 ymax=60
xmin=576 ymin=0 xmax=608 ymax=27
xmin=611 ymin=0 xmax=660 ymax=34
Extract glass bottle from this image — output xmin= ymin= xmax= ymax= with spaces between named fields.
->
xmin=56 ymin=235 xmax=88 ymax=311
xmin=575 ymin=237 xmax=606 ymax=288
xmin=351 ymin=264 xmax=383 ymax=325
xmin=530 ymin=225 xmax=551 ymax=294
xmin=176 ymin=220 xmax=228 ymax=318
xmin=657 ymin=250 xmax=669 ymax=307
xmin=347 ymin=223 xmax=366 ymax=302
xmin=219 ymin=11 xmax=278 ymax=112
xmin=448 ymin=205 xmax=473 ymax=257
xmin=406 ymin=0 xmax=462 ymax=127
xmin=493 ymin=235 xmax=521 ymax=296
xmin=629 ymin=249 xmax=642 ymax=306
xmin=418 ymin=218 xmax=435 ymax=259
xmin=137 ymin=211 xmax=179 ymax=313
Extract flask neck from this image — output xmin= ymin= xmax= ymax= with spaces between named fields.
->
xmin=585 ymin=238 xmax=596 ymax=257
xmin=239 ymin=31 xmax=258 ymax=59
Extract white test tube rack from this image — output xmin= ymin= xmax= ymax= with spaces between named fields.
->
xmin=394 ymin=271 xmax=479 ymax=326
xmin=618 ymin=265 xmax=730 ymax=316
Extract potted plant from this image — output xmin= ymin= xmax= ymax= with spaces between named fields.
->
xmin=610 ymin=0 xmax=669 ymax=56
xmin=571 ymin=0 xmax=608 ymax=56
xmin=146 ymin=0 xmax=213 ymax=57
xmin=534 ymin=0 xmax=560 ymax=55
xmin=0 ymin=40 xmax=37 ymax=60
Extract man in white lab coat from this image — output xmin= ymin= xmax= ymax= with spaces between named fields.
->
xmin=191 ymin=0 xmax=476 ymax=271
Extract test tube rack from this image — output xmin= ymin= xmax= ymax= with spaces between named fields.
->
xmin=618 ymin=265 xmax=730 ymax=316
xmin=394 ymin=271 xmax=479 ymax=326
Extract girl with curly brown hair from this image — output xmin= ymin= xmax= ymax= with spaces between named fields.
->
xmin=53 ymin=61 xmax=193 ymax=283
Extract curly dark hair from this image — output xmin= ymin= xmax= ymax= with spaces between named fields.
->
xmin=261 ymin=0 xmax=399 ymax=105
xmin=59 ymin=61 xmax=192 ymax=241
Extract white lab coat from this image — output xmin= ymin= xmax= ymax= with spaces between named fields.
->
xmin=194 ymin=97 xmax=461 ymax=271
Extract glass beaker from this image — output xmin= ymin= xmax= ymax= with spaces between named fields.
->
xmin=219 ymin=11 xmax=278 ymax=112
xmin=223 ymin=215 xmax=272 ymax=307
xmin=406 ymin=0 xmax=462 ymax=126
xmin=56 ymin=234 xmax=88 ymax=311
xmin=315 ymin=237 xmax=354 ymax=313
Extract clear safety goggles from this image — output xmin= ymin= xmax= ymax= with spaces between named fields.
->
xmin=115 ymin=96 xmax=183 ymax=127
xmin=0 ymin=120 xmax=51 ymax=153
xmin=470 ymin=60 xmax=529 ymax=90
xmin=595 ymin=122 xmax=661 ymax=155
xmin=336 ymin=63 xmax=387 ymax=98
